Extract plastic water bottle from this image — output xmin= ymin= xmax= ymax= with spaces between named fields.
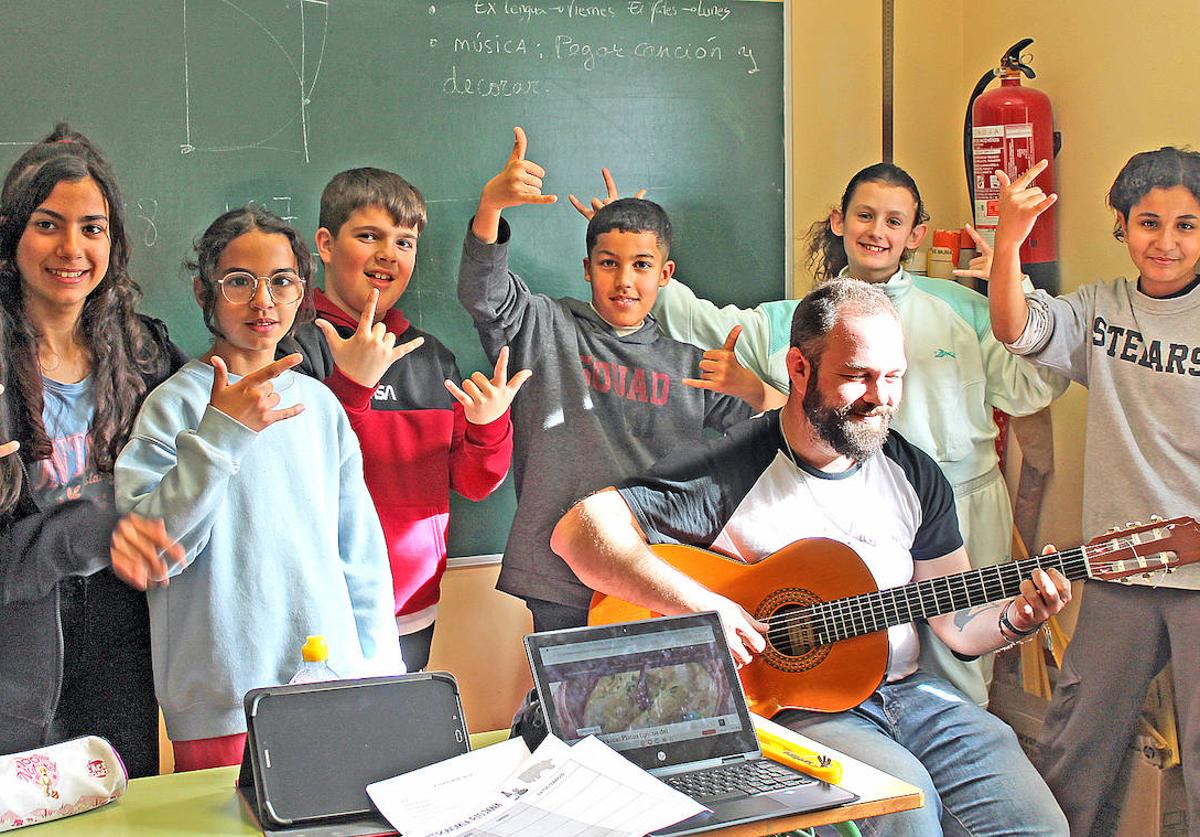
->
xmin=288 ymin=635 xmax=339 ymax=685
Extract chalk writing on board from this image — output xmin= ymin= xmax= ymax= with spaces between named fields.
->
xmin=469 ymin=0 xmax=732 ymax=22
xmin=180 ymin=0 xmax=328 ymax=162
xmin=222 ymin=196 xmax=298 ymax=223
xmin=135 ymin=199 xmax=160 ymax=248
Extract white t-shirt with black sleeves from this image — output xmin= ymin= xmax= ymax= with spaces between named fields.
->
xmin=618 ymin=409 xmax=963 ymax=682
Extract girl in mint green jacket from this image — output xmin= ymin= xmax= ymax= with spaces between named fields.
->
xmin=648 ymin=164 xmax=1067 ymax=706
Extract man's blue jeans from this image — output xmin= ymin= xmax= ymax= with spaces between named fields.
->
xmin=776 ymin=670 xmax=1067 ymax=836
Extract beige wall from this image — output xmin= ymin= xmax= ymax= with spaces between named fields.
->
xmin=790 ymin=0 xmax=1200 ymax=550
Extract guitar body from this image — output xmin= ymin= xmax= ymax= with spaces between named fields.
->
xmin=590 ymin=538 xmax=890 ymax=715
xmin=590 ymin=516 xmax=1200 ymax=716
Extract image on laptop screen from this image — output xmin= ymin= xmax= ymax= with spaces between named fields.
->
xmin=528 ymin=615 xmax=761 ymax=771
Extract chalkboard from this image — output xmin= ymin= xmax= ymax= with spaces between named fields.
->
xmin=0 ymin=0 xmax=785 ymax=556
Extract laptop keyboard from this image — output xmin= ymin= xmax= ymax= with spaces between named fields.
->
xmin=663 ymin=758 xmax=815 ymax=801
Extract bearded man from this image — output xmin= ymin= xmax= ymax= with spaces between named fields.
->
xmin=551 ymin=279 xmax=1070 ymax=837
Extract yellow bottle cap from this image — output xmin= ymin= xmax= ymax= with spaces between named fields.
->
xmin=301 ymin=635 xmax=328 ymax=663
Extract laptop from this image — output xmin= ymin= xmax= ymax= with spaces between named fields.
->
xmin=524 ymin=612 xmax=858 ymax=835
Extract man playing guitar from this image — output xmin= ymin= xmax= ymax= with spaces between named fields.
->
xmin=551 ymin=279 xmax=1071 ymax=836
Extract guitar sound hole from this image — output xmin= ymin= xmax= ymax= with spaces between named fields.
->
xmin=758 ymin=589 xmax=831 ymax=674
xmin=768 ymin=604 xmax=816 ymax=656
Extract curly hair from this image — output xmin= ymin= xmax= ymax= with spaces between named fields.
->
xmin=803 ymin=163 xmax=929 ymax=284
xmin=187 ymin=205 xmax=316 ymax=339
xmin=586 ymin=198 xmax=673 ymax=258
xmin=0 ymin=314 xmax=21 ymax=515
xmin=1107 ymin=147 xmax=1200 ymax=241
xmin=0 ymin=153 xmax=172 ymax=473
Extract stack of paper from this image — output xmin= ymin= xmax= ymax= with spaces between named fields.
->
xmin=366 ymin=735 xmax=706 ymax=837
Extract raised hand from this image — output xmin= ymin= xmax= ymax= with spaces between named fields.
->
xmin=444 ymin=346 xmax=533 ymax=426
xmin=480 ymin=127 xmax=558 ymax=214
xmin=111 ymin=513 xmax=184 ymax=591
xmin=683 ymin=326 xmax=784 ymax=411
xmin=994 ymin=159 xmax=1058 ymax=250
xmin=209 ymin=354 xmax=305 ymax=432
xmin=952 ymin=224 xmax=994 ymax=283
xmin=316 ymin=288 xmax=425 ymax=388
xmin=0 ymin=384 xmax=18 ymax=459
xmin=568 ymin=167 xmax=648 ymax=220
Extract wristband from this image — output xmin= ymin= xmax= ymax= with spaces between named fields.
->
xmin=999 ymin=605 xmax=1041 ymax=643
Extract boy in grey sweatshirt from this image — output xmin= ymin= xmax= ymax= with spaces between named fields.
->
xmin=458 ymin=128 xmax=753 ymax=631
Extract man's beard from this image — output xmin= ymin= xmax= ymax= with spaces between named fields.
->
xmin=803 ymin=375 xmax=895 ymax=461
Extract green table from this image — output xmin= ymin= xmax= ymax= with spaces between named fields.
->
xmin=25 ymin=724 xmax=914 ymax=835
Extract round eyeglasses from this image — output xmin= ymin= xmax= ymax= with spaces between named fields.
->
xmin=216 ymin=271 xmax=306 ymax=305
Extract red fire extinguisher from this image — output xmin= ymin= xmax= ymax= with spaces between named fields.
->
xmin=964 ymin=38 xmax=1062 ymax=294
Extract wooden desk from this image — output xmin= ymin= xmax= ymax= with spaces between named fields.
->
xmin=31 ymin=722 xmax=921 ymax=836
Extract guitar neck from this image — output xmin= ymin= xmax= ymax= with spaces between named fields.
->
xmin=811 ymin=547 xmax=1091 ymax=644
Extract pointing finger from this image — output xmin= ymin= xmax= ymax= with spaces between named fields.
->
xmin=507 ymin=368 xmax=533 ymax=393
xmin=721 ymin=325 xmax=743 ymax=353
xmin=262 ymin=404 xmax=305 ymax=426
xmin=568 ymin=194 xmax=589 ymax=216
xmin=360 ymin=288 xmax=380 ymax=332
xmin=601 ymin=167 xmax=618 ymax=199
xmin=392 ymin=335 xmax=425 ymax=362
xmin=210 ymin=356 xmax=229 ymax=393
xmin=1013 ymin=158 xmax=1049 ymax=189
xmin=444 ymin=378 xmax=471 ymax=407
xmin=314 ymin=319 xmax=343 ymax=348
xmin=510 ymin=126 xmax=527 ymax=161
xmin=493 ymin=346 xmax=511 ymax=385
xmin=243 ymin=353 xmax=303 ymax=386
xmin=963 ymin=223 xmax=989 ymax=251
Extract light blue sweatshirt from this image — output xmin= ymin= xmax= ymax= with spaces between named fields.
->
xmin=115 ymin=360 xmax=402 ymax=740
xmin=654 ymin=269 xmax=1069 ymax=488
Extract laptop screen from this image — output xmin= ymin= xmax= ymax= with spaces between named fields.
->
xmin=525 ymin=613 xmax=762 ymax=772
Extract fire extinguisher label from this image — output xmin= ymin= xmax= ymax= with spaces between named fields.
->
xmin=972 ymin=122 xmax=1036 ymax=243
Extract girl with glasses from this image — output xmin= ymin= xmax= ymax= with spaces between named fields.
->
xmin=114 ymin=206 xmax=402 ymax=771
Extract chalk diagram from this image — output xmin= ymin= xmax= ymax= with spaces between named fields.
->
xmin=180 ymin=0 xmax=329 ymax=161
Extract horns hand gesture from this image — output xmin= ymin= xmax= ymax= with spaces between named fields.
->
xmin=316 ymin=288 xmax=425 ymax=389
xmin=208 ymin=353 xmax=305 ymax=432
xmin=445 ymin=346 xmax=533 ymax=426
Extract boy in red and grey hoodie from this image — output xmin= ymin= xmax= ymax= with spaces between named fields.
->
xmin=283 ymin=168 xmax=530 ymax=670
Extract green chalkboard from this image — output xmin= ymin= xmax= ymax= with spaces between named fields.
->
xmin=0 ymin=0 xmax=785 ymax=556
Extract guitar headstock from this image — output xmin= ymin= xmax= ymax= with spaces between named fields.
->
xmin=1085 ymin=516 xmax=1200 ymax=582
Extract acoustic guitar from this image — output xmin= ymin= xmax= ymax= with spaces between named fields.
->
xmin=589 ymin=517 xmax=1200 ymax=715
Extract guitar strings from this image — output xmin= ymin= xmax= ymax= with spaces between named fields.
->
xmin=761 ymin=539 xmax=1148 ymax=643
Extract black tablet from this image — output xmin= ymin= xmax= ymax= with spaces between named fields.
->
xmin=243 ymin=673 xmax=470 ymax=828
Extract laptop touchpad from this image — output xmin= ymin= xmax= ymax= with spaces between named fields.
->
xmin=710 ymin=796 xmax=789 ymax=820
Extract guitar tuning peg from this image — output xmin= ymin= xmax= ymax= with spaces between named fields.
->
xmin=1150 ymin=514 xmax=1163 ymax=522
xmin=1126 ymin=522 xmax=1139 ymax=529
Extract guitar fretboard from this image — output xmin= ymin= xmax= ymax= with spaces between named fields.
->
xmin=779 ymin=529 xmax=1167 ymax=645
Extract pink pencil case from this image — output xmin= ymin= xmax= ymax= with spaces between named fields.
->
xmin=0 ymin=736 xmax=128 ymax=831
